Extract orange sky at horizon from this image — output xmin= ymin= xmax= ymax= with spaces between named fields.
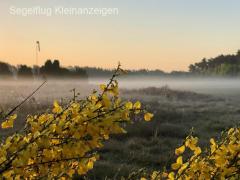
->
xmin=2 ymin=36 xmax=239 ymax=72
xmin=1 ymin=0 xmax=240 ymax=72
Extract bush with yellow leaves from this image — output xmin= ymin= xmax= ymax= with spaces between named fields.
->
xmin=0 ymin=66 xmax=153 ymax=179
xmin=142 ymin=127 xmax=240 ymax=180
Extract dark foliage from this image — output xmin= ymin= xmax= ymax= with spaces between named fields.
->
xmin=0 ymin=62 xmax=12 ymax=76
xmin=18 ymin=65 xmax=32 ymax=76
xmin=0 ymin=60 xmax=88 ymax=79
xmin=189 ymin=50 xmax=240 ymax=76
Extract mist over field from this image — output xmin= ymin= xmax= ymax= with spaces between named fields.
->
xmin=1 ymin=76 xmax=240 ymax=106
xmin=0 ymin=79 xmax=91 ymax=106
xmin=92 ymin=77 xmax=240 ymax=97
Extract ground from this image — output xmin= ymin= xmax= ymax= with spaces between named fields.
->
xmin=85 ymin=87 xmax=239 ymax=179
xmin=0 ymin=80 xmax=239 ymax=179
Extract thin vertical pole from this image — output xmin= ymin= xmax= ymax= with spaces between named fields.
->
xmin=36 ymin=43 xmax=39 ymax=76
xmin=36 ymin=43 xmax=38 ymax=67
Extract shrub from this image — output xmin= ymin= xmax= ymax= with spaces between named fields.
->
xmin=0 ymin=66 xmax=153 ymax=179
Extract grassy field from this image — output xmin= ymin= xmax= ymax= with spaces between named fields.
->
xmin=85 ymin=87 xmax=240 ymax=179
xmin=0 ymin=81 xmax=239 ymax=179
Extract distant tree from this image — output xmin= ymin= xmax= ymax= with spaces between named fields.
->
xmin=42 ymin=59 xmax=53 ymax=74
xmin=18 ymin=65 xmax=33 ymax=77
xmin=0 ymin=61 xmax=12 ymax=76
xmin=53 ymin=60 xmax=60 ymax=69
xmin=237 ymin=50 xmax=240 ymax=57
xmin=189 ymin=64 xmax=196 ymax=73
xmin=40 ymin=60 xmax=88 ymax=79
xmin=73 ymin=66 xmax=88 ymax=79
xmin=41 ymin=59 xmax=60 ymax=75
xmin=170 ymin=71 xmax=189 ymax=76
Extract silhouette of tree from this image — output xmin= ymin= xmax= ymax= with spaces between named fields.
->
xmin=53 ymin=60 xmax=60 ymax=70
xmin=189 ymin=50 xmax=240 ymax=76
xmin=42 ymin=59 xmax=53 ymax=74
xmin=0 ymin=61 xmax=12 ymax=76
xmin=18 ymin=65 xmax=33 ymax=77
xmin=39 ymin=60 xmax=88 ymax=78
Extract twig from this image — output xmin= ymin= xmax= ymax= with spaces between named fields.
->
xmin=1 ymin=81 xmax=47 ymax=121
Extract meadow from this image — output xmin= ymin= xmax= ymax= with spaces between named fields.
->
xmin=0 ymin=78 xmax=239 ymax=179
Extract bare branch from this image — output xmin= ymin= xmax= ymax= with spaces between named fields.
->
xmin=1 ymin=81 xmax=47 ymax=121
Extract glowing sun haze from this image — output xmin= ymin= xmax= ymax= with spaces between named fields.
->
xmin=1 ymin=0 xmax=240 ymax=72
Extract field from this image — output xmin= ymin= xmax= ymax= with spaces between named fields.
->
xmin=0 ymin=78 xmax=240 ymax=179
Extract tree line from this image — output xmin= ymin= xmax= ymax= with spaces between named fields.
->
xmin=0 ymin=60 xmax=189 ymax=79
xmin=189 ymin=50 xmax=240 ymax=76
xmin=82 ymin=67 xmax=190 ymax=78
xmin=3 ymin=50 xmax=240 ymax=79
xmin=0 ymin=60 xmax=88 ymax=79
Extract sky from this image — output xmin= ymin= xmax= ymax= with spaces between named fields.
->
xmin=1 ymin=0 xmax=240 ymax=72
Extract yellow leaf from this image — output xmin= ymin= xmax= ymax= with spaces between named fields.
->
xmin=175 ymin=145 xmax=185 ymax=155
xmin=144 ymin=113 xmax=153 ymax=121
xmin=168 ymin=172 xmax=175 ymax=180
xmin=11 ymin=114 xmax=17 ymax=119
xmin=125 ymin=102 xmax=133 ymax=109
xmin=171 ymin=162 xmax=181 ymax=170
xmin=1 ymin=115 xmax=17 ymax=129
xmin=151 ymin=171 xmax=159 ymax=179
xmin=210 ymin=138 xmax=216 ymax=146
xmin=178 ymin=162 xmax=189 ymax=174
xmin=33 ymin=131 xmax=41 ymax=138
xmin=100 ymin=84 xmax=106 ymax=91
xmin=194 ymin=147 xmax=201 ymax=156
xmin=227 ymin=128 xmax=234 ymax=135
xmin=102 ymin=94 xmax=111 ymax=107
xmin=1 ymin=120 xmax=13 ymax=129
xmin=176 ymin=156 xmax=183 ymax=165
xmin=52 ymin=101 xmax=63 ymax=114
xmin=133 ymin=101 xmax=141 ymax=109
xmin=185 ymin=136 xmax=198 ymax=150
xmin=87 ymin=160 xmax=94 ymax=169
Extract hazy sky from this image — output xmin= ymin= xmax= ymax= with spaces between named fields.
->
xmin=1 ymin=0 xmax=240 ymax=72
